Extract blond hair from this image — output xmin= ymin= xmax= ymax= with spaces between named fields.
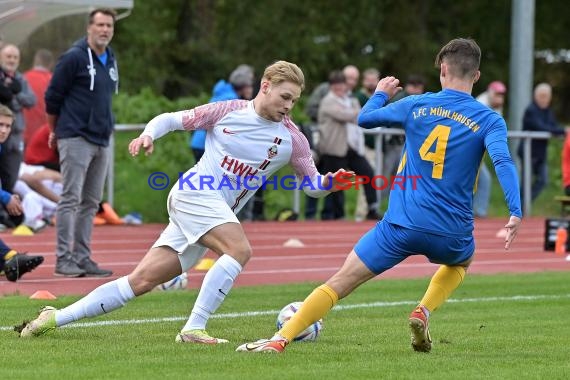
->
xmin=0 ymin=104 xmax=14 ymax=119
xmin=262 ymin=61 xmax=305 ymax=90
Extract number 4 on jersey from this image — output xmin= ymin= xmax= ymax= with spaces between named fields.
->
xmin=419 ymin=124 xmax=450 ymax=179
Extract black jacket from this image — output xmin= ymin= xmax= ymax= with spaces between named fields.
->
xmin=518 ymin=101 xmax=565 ymax=160
xmin=45 ymin=38 xmax=118 ymax=147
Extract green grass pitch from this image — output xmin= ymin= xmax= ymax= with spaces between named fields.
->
xmin=2 ymin=271 xmax=569 ymax=379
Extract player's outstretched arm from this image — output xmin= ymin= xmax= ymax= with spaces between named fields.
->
xmin=129 ymin=135 xmax=154 ymax=157
xmin=504 ymin=215 xmax=522 ymax=250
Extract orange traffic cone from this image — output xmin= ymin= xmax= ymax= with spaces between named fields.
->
xmin=98 ymin=202 xmax=124 ymax=225
xmin=29 ymin=290 xmax=57 ymax=300
xmin=555 ymin=227 xmax=567 ymax=255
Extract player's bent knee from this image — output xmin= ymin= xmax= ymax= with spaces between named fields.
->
xmin=128 ymin=272 xmax=162 ymax=295
xmin=225 ymin=246 xmax=252 ymax=266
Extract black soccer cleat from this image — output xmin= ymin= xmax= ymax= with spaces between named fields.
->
xmin=3 ymin=253 xmax=44 ymax=282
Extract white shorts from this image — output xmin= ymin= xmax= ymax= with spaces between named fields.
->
xmin=152 ymin=189 xmax=239 ymax=271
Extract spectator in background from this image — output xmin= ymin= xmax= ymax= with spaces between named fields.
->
xmin=0 ymin=44 xmax=36 ymax=193
xmin=45 ymin=8 xmax=118 ymax=278
xmin=355 ymin=68 xmax=380 ymax=107
xmin=305 ymin=82 xmax=330 ymax=125
xmin=23 ymin=49 xmax=54 ymax=146
xmin=354 ymin=67 xmax=381 ymax=153
xmin=474 ymin=80 xmax=507 ymax=217
xmin=0 ymin=105 xmax=24 ymax=229
xmin=305 ymin=66 xmax=360 ymax=125
xmin=305 ymin=65 xmax=375 ymax=220
xmin=318 ymin=70 xmax=380 ymax=220
xmin=517 ymin=83 xmax=566 ymax=202
xmin=342 ymin=65 xmax=360 ymax=96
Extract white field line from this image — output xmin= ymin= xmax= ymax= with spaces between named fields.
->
xmin=2 ymin=293 xmax=569 ymax=331
xmin=6 ymin=257 xmax=567 ymax=284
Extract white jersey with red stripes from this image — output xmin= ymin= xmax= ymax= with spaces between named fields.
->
xmin=174 ymin=99 xmax=321 ymax=213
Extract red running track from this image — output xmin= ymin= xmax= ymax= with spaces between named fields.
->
xmin=1 ymin=218 xmax=569 ymax=296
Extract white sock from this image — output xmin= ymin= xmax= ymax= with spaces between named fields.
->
xmin=55 ymin=276 xmax=135 ymax=326
xmin=182 ymin=254 xmax=242 ymax=331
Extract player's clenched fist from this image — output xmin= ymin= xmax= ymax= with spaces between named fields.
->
xmin=375 ymin=76 xmax=402 ymax=99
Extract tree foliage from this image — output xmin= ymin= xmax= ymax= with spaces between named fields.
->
xmin=17 ymin=0 xmax=570 ymax=120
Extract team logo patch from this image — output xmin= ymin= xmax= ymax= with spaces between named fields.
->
xmin=267 ymin=145 xmax=278 ymax=159
xmin=109 ymin=67 xmax=118 ymax=81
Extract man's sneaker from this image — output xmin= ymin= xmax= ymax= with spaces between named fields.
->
xmin=55 ymin=257 xmax=86 ymax=277
xmin=236 ymin=338 xmax=289 ymax=353
xmin=78 ymin=258 xmax=112 ymax=277
xmin=175 ymin=329 xmax=229 ymax=344
xmin=409 ymin=306 xmax=432 ymax=352
xmin=17 ymin=306 xmax=57 ymax=337
xmin=3 ymin=253 xmax=44 ymax=282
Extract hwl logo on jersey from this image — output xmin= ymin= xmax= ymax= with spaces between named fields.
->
xmin=220 ymin=156 xmax=258 ymax=177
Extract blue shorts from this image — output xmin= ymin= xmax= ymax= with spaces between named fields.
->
xmin=354 ymin=221 xmax=475 ymax=275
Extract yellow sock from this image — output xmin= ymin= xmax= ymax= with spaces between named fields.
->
xmin=4 ymin=250 xmax=17 ymax=261
xmin=278 ymin=284 xmax=338 ymax=342
xmin=420 ymin=265 xmax=466 ymax=313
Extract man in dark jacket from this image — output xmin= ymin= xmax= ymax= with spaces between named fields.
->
xmin=517 ymin=83 xmax=566 ymax=202
xmin=45 ymin=8 xmax=119 ymax=277
xmin=0 ymin=44 xmax=36 ymax=193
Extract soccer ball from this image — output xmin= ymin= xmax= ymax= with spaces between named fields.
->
xmin=154 ymin=272 xmax=188 ymax=291
xmin=276 ymin=301 xmax=323 ymax=342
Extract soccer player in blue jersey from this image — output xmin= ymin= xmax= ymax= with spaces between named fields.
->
xmin=237 ymin=38 xmax=522 ymax=354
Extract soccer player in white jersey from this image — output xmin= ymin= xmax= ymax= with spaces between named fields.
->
xmin=17 ymin=60 xmax=354 ymax=343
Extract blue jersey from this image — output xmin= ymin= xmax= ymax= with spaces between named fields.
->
xmin=359 ymin=89 xmax=521 ymax=237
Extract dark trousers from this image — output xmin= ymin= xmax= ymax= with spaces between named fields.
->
xmin=320 ymin=149 xmax=377 ymax=220
xmin=0 ymin=148 xmax=23 ymax=193
xmin=305 ymin=192 xmax=333 ymax=220
xmin=0 ymin=205 xmax=24 ymax=228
